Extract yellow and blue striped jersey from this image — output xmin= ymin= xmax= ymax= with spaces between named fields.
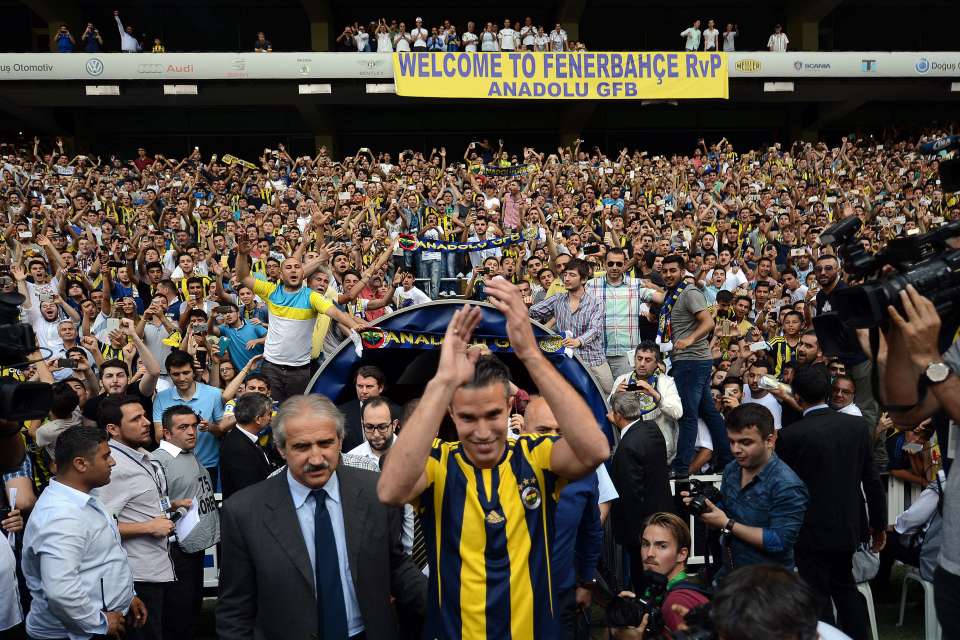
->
xmin=251 ymin=279 xmax=332 ymax=366
xmin=415 ymin=434 xmax=565 ymax=640
xmin=768 ymin=335 xmax=798 ymax=376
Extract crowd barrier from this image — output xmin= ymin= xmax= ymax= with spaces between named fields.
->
xmin=200 ymin=474 xmax=927 ymax=589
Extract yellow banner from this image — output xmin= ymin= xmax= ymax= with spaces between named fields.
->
xmin=393 ymin=51 xmax=728 ymax=100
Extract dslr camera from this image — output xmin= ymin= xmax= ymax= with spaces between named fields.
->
xmin=683 ymin=478 xmax=723 ymax=517
xmin=605 ymin=571 xmax=667 ymax=634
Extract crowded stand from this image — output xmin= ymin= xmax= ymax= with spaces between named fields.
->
xmin=0 ymin=127 xmax=957 ymax=640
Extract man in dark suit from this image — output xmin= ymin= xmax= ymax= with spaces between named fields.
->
xmin=219 ymin=392 xmax=275 ymax=500
xmin=777 ymin=364 xmax=886 ymax=640
xmin=216 ymin=394 xmax=426 ymax=640
xmin=338 ymin=365 xmax=401 ymax=451
xmin=608 ymin=391 xmax=675 ymax=591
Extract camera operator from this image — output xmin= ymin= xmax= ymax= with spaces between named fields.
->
xmin=610 ymin=512 xmax=710 ymax=639
xmin=682 ymin=404 xmax=808 ymax=580
xmin=878 ymin=284 xmax=960 ymax=637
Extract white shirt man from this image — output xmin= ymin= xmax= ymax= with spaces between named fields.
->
xmin=462 ymin=28 xmax=478 ymax=52
xmin=393 ymin=277 xmax=431 ymax=309
xmin=499 ymin=26 xmax=518 ymax=51
xmin=703 ymin=24 xmax=720 ymax=51
xmin=521 ymin=24 xmax=536 ymax=49
xmin=549 ymin=26 xmax=568 ymax=51
xmin=742 ymin=383 xmax=784 ymax=430
xmin=706 ymin=266 xmax=748 ymax=292
xmin=722 ymin=27 xmax=738 ymax=51
xmin=394 ymin=30 xmax=411 ymax=52
xmin=354 ymin=28 xmax=370 ymax=52
xmin=680 ymin=23 xmax=702 ymax=51
xmin=411 ymin=20 xmax=429 ymax=49
xmin=767 ymin=27 xmax=789 ymax=52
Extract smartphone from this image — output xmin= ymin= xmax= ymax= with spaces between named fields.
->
xmin=583 ymin=244 xmax=602 ymax=255
xmin=105 ymin=318 xmax=121 ymax=334
xmin=625 ymin=384 xmax=641 ymax=391
xmin=749 ymin=341 xmax=768 ymax=352
xmin=56 ymin=358 xmax=75 ymax=368
xmin=38 ymin=291 xmax=54 ymax=304
xmin=791 ymin=248 xmax=805 ymax=257
xmin=18 ymin=231 xmax=32 ymax=239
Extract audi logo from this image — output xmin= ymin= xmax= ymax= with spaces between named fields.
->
xmin=137 ymin=64 xmax=164 ymax=74
xmin=85 ymin=58 xmax=104 ymax=76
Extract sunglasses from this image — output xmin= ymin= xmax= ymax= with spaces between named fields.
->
xmin=606 ymin=261 xmax=624 ymax=267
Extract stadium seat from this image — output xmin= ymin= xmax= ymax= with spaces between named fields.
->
xmin=897 ymin=566 xmax=941 ymax=640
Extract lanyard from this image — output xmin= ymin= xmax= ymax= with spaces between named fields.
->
xmin=109 ymin=444 xmax=165 ymax=498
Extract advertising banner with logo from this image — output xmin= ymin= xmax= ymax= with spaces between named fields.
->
xmin=0 ymin=51 xmax=955 ymax=82
xmin=392 ymin=51 xmax=729 ymax=99
xmin=728 ymin=51 xmax=960 ymax=78
xmin=0 ymin=52 xmax=394 ymax=81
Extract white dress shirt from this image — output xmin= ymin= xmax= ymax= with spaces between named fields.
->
xmin=286 ymin=470 xmax=363 ymax=636
xmin=23 ymin=479 xmax=135 ymax=640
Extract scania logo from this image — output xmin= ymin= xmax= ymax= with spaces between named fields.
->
xmin=85 ymin=58 xmax=104 ymax=76
xmin=137 ymin=64 xmax=164 ymax=74
xmin=916 ymin=57 xmax=930 ymax=73
xmin=734 ymin=59 xmax=761 ymax=73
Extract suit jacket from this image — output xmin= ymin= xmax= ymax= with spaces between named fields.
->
xmin=338 ymin=397 xmax=402 ymax=452
xmin=610 ymin=419 xmax=675 ymax=550
xmin=216 ymin=465 xmax=426 ymax=640
xmin=219 ymin=427 xmax=274 ymax=501
xmin=776 ymin=407 xmax=886 ymax=553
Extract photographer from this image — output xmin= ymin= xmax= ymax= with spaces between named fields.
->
xmin=610 ymin=512 xmax=710 ymax=639
xmin=878 ymin=284 xmax=960 ymax=637
xmin=683 ymin=404 xmax=808 ymax=580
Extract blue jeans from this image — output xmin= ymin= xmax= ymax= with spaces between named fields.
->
xmin=419 ymin=259 xmax=441 ymax=299
xmin=670 ymin=358 xmax=731 ymax=474
xmin=441 ymin=252 xmax=458 ymax=294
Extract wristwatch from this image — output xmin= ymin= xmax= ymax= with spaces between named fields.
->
xmin=721 ymin=519 xmax=736 ymax=536
xmin=924 ymin=361 xmax=952 ymax=385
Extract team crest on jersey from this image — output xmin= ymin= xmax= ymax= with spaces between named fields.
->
xmin=521 ymin=486 xmax=542 ymax=510
xmin=537 ymin=336 xmax=564 ymax=353
xmin=485 ymin=509 xmax=505 ymax=525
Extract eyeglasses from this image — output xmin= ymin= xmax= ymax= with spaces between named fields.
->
xmin=362 ymin=422 xmax=394 ymax=433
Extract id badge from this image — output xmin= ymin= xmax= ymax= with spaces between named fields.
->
xmin=159 ymin=496 xmax=171 ymax=512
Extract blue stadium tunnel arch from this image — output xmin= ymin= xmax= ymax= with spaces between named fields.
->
xmin=306 ymin=299 xmax=613 ymax=443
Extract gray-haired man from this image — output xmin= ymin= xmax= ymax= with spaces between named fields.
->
xmin=216 ymin=395 xmax=425 ymax=640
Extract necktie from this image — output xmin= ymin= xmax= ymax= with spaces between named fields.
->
xmin=311 ymin=488 xmax=348 ymax=639
xmin=411 ymin=513 xmax=428 ymax=571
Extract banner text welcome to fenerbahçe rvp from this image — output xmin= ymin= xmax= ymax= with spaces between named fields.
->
xmin=393 ymin=51 xmax=728 ymax=100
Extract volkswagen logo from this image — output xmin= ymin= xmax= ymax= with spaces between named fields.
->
xmin=915 ymin=57 xmax=930 ymax=73
xmin=85 ymin=58 xmax=104 ymax=76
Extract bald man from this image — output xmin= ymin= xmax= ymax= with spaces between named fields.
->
xmin=522 ymin=396 xmax=616 ymax=638
xmin=235 ymin=240 xmax=364 ymax=401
